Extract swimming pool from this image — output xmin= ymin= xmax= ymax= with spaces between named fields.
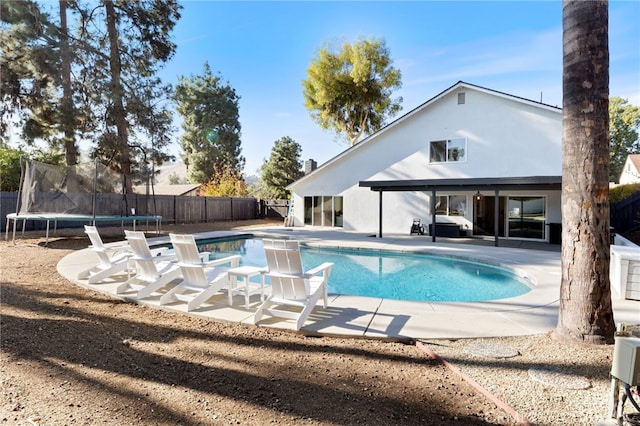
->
xmin=197 ymin=237 xmax=533 ymax=302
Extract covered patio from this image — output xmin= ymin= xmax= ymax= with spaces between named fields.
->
xmin=359 ymin=175 xmax=562 ymax=246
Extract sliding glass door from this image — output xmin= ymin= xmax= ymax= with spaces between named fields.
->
xmin=507 ymin=196 xmax=546 ymax=240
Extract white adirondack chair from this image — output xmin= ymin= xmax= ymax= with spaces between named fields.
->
xmin=116 ymin=230 xmax=181 ymax=299
xmin=77 ymin=225 xmax=131 ymax=284
xmin=160 ymin=233 xmax=240 ymax=311
xmin=254 ymin=239 xmax=333 ymax=330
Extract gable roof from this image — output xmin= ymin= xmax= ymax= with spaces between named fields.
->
xmin=628 ymin=154 xmax=640 ymax=171
xmin=289 ymin=81 xmax=562 ymax=189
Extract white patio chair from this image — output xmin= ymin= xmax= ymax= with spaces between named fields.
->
xmin=116 ymin=230 xmax=181 ymax=299
xmin=77 ymin=225 xmax=131 ymax=284
xmin=254 ymin=239 xmax=333 ymax=330
xmin=160 ymin=233 xmax=240 ymax=311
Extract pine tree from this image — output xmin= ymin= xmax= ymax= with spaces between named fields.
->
xmin=174 ymin=62 xmax=245 ymax=184
xmin=261 ymin=136 xmax=304 ymax=199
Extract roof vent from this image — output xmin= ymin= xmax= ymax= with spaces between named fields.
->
xmin=457 ymin=92 xmax=466 ymax=105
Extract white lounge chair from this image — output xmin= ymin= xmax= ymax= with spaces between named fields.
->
xmin=116 ymin=230 xmax=181 ymax=299
xmin=160 ymin=233 xmax=240 ymax=311
xmin=77 ymin=225 xmax=131 ymax=284
xmin=254 ymin=239 xmax=333 ymax=330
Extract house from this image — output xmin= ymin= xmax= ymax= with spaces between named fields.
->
xmin=618 ymin=154 xmax=640 ymax=184
xmin=287 ymin=81 xmax=563 ymax=243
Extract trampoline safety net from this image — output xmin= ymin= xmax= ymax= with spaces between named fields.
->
xmin=18 ymin=158 xmax=150 ymax=217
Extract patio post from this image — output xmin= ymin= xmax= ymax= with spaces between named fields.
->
xmin=494 ymin=189 xmax=500 ymax=247
xmin=431 ymin=189 xmax=436 ymax=242
xmin=378 ymin=190 xmax=383 ymax=238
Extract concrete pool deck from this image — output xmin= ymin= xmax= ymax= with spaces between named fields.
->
xmin=57 ymin=226 xmax=640 ymax=340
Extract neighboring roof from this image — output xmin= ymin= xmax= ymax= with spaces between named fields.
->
xmin=132 ymin=184 xmax=200 ymax=196
xmin=288 ymin=81 xmax=562 ymax=189
xmin=359 ymin=176 xmax=562 ymax=192
xmin=628 ymin=154 xmax=640 ymax=171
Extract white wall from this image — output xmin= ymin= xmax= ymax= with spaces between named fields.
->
xmin=290 ymin=84 xmax=563 ymax=235
xmin=619 ymin=156 xmax=640 ymax=184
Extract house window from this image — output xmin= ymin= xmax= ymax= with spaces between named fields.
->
xmin=434 ymin=195 xmax=467 ymax=216
xmin=430 ymin=138 xmax=466 ymax=163
xmin=507 ymin=196 xmax=546 ymax=239
xmin=303 ymin=196 xmax=343 ymax=227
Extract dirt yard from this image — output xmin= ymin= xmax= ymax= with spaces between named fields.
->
xmin=1 ymin=219 xmax=638 ymax=425
xmin=1 ymin=220 xmax=516 ymax=425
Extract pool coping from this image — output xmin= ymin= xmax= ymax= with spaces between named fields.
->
xmin=56 ymin=226 xmax=640 ymax=340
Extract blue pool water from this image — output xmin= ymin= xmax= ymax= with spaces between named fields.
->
xmin=197 ymin=237 xmax=532 ymax=303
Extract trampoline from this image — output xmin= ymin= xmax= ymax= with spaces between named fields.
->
xmin=6 ymin=158 xmax=162 ymax=243
xmin=5 ymin=212 xmax=162 ymax=243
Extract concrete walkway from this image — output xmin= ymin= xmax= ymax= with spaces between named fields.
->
xmin=57 ymin=226 xmax=640 ymax=340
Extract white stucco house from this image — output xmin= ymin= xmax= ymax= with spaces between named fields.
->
xmin=618 ymin=154 xmax=640 ymax=184
xmin=287 ymin=81 xmax=563 ymax=244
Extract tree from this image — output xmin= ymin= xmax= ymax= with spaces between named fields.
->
xmin=0 ymin=145 xmax=24 ymax=192
xmin=76 ymin=0 xmax=180 ymax=189
xmin=198 ymin=164 xmax=247 ymax=198
xmin=1 ymin=0 xmax=180 ymax=174
xmin=0 ymin=1 xmax=79 ymax=163
xmin=609 ymin=97 xmax=640 ymax=182
xmin=260 ymin=136 xmax=305 ymax=199
xmin=168 ymin=172 xmax=187 ymax=185
xmin=302 ymin=37 xmax=402 ymax=146
xmin=555 ymin=0 xmax=615 ymax=344
xmin=0 ymin=142 xmax=65 ymax=192
xmin=174 ymin=62 xmax=245 ymax=184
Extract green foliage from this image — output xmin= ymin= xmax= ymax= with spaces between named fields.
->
xmin=610 ymin=183 xmax=640 ymax=203
xmin=260 ymin=136 xmax=305 ymax=199
xmin=0 ymin=146 xmax=24 ymax=191
xmin=609 ymin=97 xmax=640 ymax=182
xmin=0 ymin=1 xmax=66 ymax=145
xmin=77 ymin=0 xmax=181 ymax=177
xmin=174 ymin=62 xmax=245 ymax=184
xmin=199 ymin=165 xmax=247 ymax=197
xmin=168 ymin=172 xmax=187 ymax=185
xmin=0 ymin=0 xmax=180 ymax=171
xmin=302 ymin=37 xmax=402 ymax=146
xmin=0 ymin=144 xmax=64 ymax=191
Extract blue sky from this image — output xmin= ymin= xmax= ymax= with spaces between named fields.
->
xmin=162 ymin=1 xmax=639 ymax=175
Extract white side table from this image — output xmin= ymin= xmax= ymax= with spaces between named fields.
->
xmin=227 ymin=266 xmax=266 ymax=308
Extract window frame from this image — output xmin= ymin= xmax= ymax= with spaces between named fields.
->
xmin=434 ymin=194 xmax=467 ymax=217
xmin=429 ymin=138 xmax=467 ymax=163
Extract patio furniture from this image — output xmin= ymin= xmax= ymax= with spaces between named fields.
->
xmin=116 ymin=230 xmax=181 ymax=299
xmin=227 ymin=265 xmax=266 ymax=308
xmin=254 ymin=239 xmax=333 ymax=330
xmin=77 ymin=225 xmax=131 ymax=284
xmin=160 ymin=233 xmax=240 ymax=311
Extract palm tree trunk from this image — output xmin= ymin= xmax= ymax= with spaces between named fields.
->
xmin=555 ymin=0 xmax=615 ymax=344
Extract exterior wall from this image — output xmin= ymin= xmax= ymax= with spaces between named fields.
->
xmin=290 ymin=84 xmax=563 ymax=237
xmin=619 ymin=156 xmax=640 ymax=184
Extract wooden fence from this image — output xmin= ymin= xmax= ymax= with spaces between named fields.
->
xmin=0 ymin=192 xmax=291 ymax=232
xmin=611 ymin=191 xmax=640 ymax=234
xmin=0 ymin=192 xmax=272 ymax=232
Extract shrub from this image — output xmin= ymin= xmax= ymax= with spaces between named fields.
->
xmin=610 ymin=183 xmax=640 ymax=203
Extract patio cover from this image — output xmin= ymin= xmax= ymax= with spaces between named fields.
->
xmin=359 ymin=176 xmax=562 ymax=244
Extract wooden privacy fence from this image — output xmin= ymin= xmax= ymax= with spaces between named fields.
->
xmin=0 ymin=192 xmax=263 ymax=231
xmin=611 ymin=191 xmax=640 ymax=234
xmin=262 ymin=199 xmax=290 ymax=219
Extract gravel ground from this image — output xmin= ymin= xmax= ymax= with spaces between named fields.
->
xmin=2 ymin=219 xmax=640 ymax=425
xmin=420 ymin=328 xmax=640 ymax=425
